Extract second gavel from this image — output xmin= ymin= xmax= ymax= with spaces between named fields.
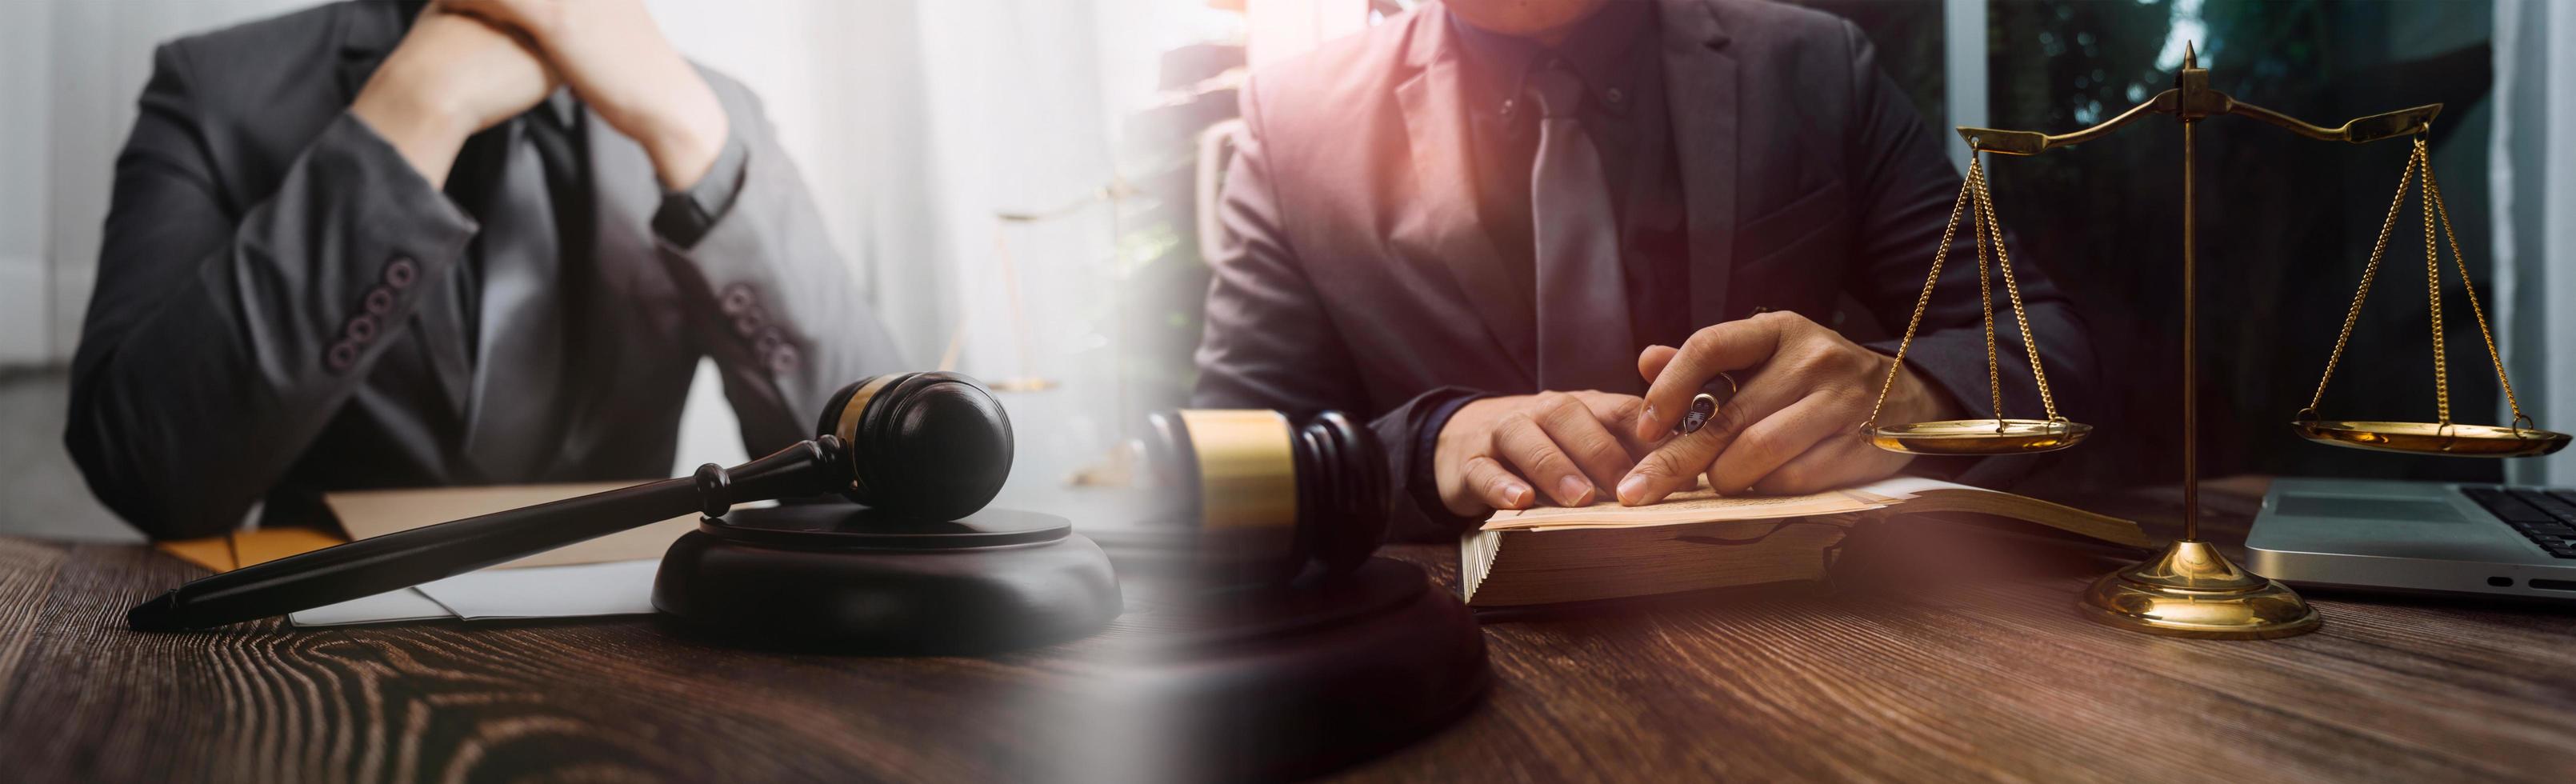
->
xmin=1136 ymin=409 xmax=1389 ymax=586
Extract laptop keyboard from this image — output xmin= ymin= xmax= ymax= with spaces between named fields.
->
xmin=2463 ymin=486 xmax=2576 ymax=558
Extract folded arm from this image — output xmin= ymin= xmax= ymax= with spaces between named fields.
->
xmin=66 ymin=44 xmax=483 ymax=538
xmin=646 ymin=73 xmax=902 ymax=454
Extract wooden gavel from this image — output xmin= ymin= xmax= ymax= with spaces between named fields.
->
xmin=130 ymin=372 xmax=1014 ymax=631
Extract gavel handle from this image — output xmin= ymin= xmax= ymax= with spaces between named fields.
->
xmin=127 ymin=438 xmax=841 ymax=631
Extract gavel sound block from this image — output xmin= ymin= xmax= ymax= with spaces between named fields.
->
xmin=1109 ymin=410 xmax=1491 ymax=780
xmin=654 ymin=503 xmax=1119 ymax=653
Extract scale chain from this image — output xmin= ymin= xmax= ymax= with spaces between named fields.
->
xmin=2420 ymin=146 xmax=2531 ymax=431
xmin=1863 ymin=151 xmax=2074 ymax=434
xmin=1862 ymin=157 xmax=1978 ymax=432
xmin=1970 ymin=164 xmax=2005 ymax=429
xmin=1970 ymin=158 xmax=2063 ymax=422
xmin=2304 ymin=142 xmax=2417 ymax=418
xmin=2418 ymin=140 xmax=2450 ymax=426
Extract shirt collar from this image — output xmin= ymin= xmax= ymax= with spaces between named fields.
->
xmin=1447 ymin=1 xmax=1657 ymax=119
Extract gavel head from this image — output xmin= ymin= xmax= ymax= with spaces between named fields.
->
xmin=816 ymin=372 xmax=1014 ymax=521
xmin=1139 ymin=410 xmax=1389 ymax=585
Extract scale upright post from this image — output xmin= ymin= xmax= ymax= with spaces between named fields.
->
xmin=1950 ymin=44 xmax=2450 ymax=638
xmin=2062 ymin=46 xmax=2320 ymax=638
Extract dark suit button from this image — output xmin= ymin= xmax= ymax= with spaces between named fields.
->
xmin=384 ymin=258 xmax=419 ymax=289
xmin=326 ymin=341 xmax=359 ymax=371
xmin=733 ymin=309 xmax=766 ymax=339
xmin=363 ymin=286 xmax=396 ymax=316
xmin=766 ymin=343 xmax=801 ymax=374
xmin=719 ymin=284 xmax=755 ymax=316
xmin=753 ymin=330 xmax=784 ymax=357
xmin=345 ymin=314 xmax=377 ymax=343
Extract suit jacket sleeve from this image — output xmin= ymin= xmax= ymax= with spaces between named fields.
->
xmin=1189 ymin=78 xmax=1468 ymax=537
xmin=1836 ymin=20 xmax=2098 ymax=487
xmin=651 ymin=70 xmax=903 ymax=455
xmin=66 ymin=42 xmax=480 ymax=539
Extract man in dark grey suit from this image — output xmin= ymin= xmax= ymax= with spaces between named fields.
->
xmin=1193 ymin=0 xmax=2096 ymax=538
xmin=66 ymin=0 xmax=900 ymax=539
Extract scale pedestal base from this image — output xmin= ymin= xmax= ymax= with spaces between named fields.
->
xmin=2078 ymin=539 xmax=2320 ymax=639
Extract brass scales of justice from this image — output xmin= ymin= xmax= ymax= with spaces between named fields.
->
xmin=1856 ymin=44 xmax=2570 ymax=640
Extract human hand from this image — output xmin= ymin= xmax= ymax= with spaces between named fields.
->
xmin=1434 ymin=391 xmax=1659 ymax=517
xmin=438 ymin=0 xmax=730 ymax=190
xmin=1617 ymin=310 xmax=1958 ymax=505
xmin=349 ymin=5 xmax=558 ymax=186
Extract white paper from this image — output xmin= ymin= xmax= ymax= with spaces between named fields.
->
xmin=290 ymin=587 xmax=455 ymax=627
xmin=411 ymin=559 xmax=661 ymax=620
xmin=286 ymin=561 xmax=662 ymax=626
xmin=1855 ymin=476 xmax=1973 ymax=500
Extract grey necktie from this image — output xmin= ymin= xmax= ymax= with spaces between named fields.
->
xmin=1527 ymin=62 xmax=1637 ymax=393
xmin=461 ymin=114 xmax=569 ymax=480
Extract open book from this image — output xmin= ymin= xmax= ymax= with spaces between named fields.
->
xmin=1460 ymin=477 xmax=2148 ymax=607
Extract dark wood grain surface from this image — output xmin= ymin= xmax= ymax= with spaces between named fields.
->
xmin=1340 ymin=479 xmax=2576 ymax=783
xmin=0 ymin=536 xmax=1167 ymax=784
xmin=11 ymin=479 xmax=2576 ymax=782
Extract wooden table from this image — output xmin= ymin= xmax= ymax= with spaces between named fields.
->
xmin=1342 ymin=479 xmax=2576 ymax=782
xmin=10 ymin=480 xmax=2576 ymax=782
xmin=0 ymin=536 xmax=1169 ymax=783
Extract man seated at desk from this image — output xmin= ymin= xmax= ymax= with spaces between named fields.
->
xmin=1192 ymin=0 xmax=2098 ymax=538
xmin=64 ymin=0 xmax=901 ymax=539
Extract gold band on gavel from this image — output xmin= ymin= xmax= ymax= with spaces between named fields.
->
xmin=832 ymin=374 xmax=902 ymax=494
xmin=1177 ymin=410 xmax=1300 ymax=541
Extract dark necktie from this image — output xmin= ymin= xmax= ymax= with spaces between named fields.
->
xmin=461 ymin=99 xmax=582 ymax=480
xmin=1527 ymin=62 xmax=1637 ymax=393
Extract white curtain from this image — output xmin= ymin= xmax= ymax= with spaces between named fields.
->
xmin=907 ymin=0 xmax=1242 ymax=507
xmin=2494 ymin=0 xmax=2576 ymax=486
xmin=2 ymin=0 xmax=322 ymax=365
xmin=0 ymin=0 xmax=58 ymax=366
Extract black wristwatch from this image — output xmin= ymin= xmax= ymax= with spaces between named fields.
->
xmin=650 ymin=136 xmax=749 ymax=250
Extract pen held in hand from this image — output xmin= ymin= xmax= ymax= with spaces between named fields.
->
xmin=1674 ymin=372 xmax=1738 ymax=435
xmin=1678 ymin=394 xmax=1718 ymax=434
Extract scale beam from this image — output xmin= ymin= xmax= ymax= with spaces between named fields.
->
xmin=1957 ymin=40 xmax=2442 ymax=159
xmin=1959 ymin=90 xmax=2440 ymax=154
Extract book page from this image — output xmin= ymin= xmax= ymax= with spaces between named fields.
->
xmin=1480 ymin=482 xmax=1914 ymax=531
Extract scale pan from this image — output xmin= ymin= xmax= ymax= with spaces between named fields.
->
xmin=1869 ymin=419 xmax=2090 ymax=455
xmin=2292 ymin=420 xmax=2570 ymax=458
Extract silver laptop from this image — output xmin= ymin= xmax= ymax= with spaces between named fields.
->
xmin=2247 ymin=478 xmax=2576 ymax=599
